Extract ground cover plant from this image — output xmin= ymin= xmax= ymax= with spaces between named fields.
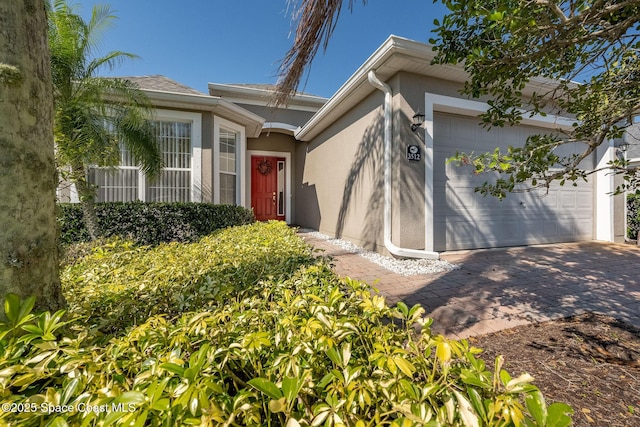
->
xmin=1 ymin=222 xmax=572 ymax=426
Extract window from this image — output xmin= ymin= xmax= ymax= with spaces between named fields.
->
xmin=146 ymin=121 xmax=192 ymax=202
xmin=214 ymin=116 xmax=245 ymax=206
xmin=219 ymin=128 xmax=237 ymax=205
xmin=89 ymin=110 xmax=201 ymax=203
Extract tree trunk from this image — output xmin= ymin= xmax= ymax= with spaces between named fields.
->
xmin=70 ymin=164 xmax=101 ymax=240
xmin=0 ymin=0 xmax=65 ymax=312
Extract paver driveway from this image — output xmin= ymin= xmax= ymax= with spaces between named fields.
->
xmin=299 ymin=233 xmax=640 ymax=339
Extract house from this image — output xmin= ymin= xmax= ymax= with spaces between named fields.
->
xmin=59 ymin=35 xmax=627 ymax=257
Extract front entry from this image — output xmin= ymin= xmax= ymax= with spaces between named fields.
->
xmin=251 ymin=156 xmax=286 ymax=221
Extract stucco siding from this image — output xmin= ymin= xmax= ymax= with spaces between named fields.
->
xmin=296 ymin=91 xmax=387 ymax=252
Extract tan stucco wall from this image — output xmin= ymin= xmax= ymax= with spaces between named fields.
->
xmin=295 ymin=91 xmax=386 ymax=251
xmin=295 ymin=71 xmax=486 ymax=254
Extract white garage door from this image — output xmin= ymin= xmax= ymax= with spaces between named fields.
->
xmin=433 ymin=113 xmax=594 ymax=251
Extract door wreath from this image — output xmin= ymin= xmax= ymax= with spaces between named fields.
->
xmin=257 ymin=159 xmax=273 ymax=175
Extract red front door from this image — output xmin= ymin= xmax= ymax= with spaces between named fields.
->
xmin=251 ymin=156 xmax=286 ymax=221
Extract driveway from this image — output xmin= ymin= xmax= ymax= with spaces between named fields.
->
xmin=300 ymin=233 xmax=640 ymax=339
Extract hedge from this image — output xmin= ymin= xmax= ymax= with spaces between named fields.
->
xmin=57 ymin=201 xmax=255 ymax=245
xmin=628 ymin=194 xmax=640 ymax=240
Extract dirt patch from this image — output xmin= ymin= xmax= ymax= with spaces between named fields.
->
xmin=469 ymin=313 xmax=640 ymax=426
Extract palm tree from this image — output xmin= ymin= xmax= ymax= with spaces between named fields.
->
xmin=1 ymin=0 xmax=65 ymax=311
xmin=48 ymin=0 xmax=162 ymax=239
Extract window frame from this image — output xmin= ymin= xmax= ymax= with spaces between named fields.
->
xmin=87 ymin=109 xmax=202 ymax=203
xmin=213 ymin=116 xmax=246 ymax=206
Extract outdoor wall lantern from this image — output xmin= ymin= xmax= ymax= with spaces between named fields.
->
xmin=618 ymin=141 xmax=630 ymax=153
xmin=614 ymin=140 xmax=630 ymax=160
xmin=411 ymin=111 xmax=425 ymax=132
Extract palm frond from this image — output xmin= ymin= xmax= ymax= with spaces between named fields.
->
xmin=49 ymin=0 xmax=162 ymax=181
xmin=274 ymin=0 xmax=366 ymax=105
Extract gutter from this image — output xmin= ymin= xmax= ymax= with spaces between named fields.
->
xmin=367 ymin=70 xmax=440 ymax=260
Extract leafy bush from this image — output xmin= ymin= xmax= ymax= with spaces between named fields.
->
xmin=1 ymin=222 xmax=573 ymax=426
xmin=57 ymin=201 xmax=255 ymax=245
xmin=628 ymin=194 xmax=640 ymax=240
xmin=62 ymin=221 xmax=316 ymax=332
xmin=1 ymin=269 xmax=572 ymax=426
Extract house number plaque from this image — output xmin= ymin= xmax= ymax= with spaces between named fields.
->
xmin=406 ymin=145 xmax=421 ymax=161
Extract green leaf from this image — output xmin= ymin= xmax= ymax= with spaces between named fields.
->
xmin=115 ymin=391 xmax=146 ymax=406
xmin=160 ymin=362 xmax=185 ymax=376
xmin=499 ymin=369 xmax=512 ymax=387
xmin=4 ymin=294 xmax=35 ymax=327
xmin=248 ymin=378 xmax=283 ymax=400
xmin=132 ymin=410 xmax=149 ymax=427
xmin=151 ymin=398 xmax=171 ymax=411
xmin=466 ymin=387 xmax=487 ymax=421
xmin=525 ymin=390 xmax=547 ymax=426
xmin=393 ymin=356 xmax=416 ymax=377
xmin=546 ymin=402 xmax=573 ymax=427
xmin=282 ymin=376 xmax=304 ymax=402
xmin=460 ymin=370 xmax=487 ymax=388
xmin=60 ymin=378 xmax=80 ymax=405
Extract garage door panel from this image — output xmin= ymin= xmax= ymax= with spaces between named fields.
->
xmin=434 ymin=112 xmax=594 ymax=251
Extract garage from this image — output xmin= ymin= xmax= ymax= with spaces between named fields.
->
xmin=432 ymin=112 xmax=594 ymax=251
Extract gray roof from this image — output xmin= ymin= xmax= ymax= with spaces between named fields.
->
xmin=121 ymin=75 xmax=205 ymax=96
xmin=217 ymin=83 xmax=322 ymax=98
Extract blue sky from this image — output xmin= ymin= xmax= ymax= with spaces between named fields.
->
xmin=78 ymin=1 xmax=450 ymax=98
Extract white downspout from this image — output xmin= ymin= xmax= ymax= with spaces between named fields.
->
xmin=367 ymin=70 xmax=439 ymax=260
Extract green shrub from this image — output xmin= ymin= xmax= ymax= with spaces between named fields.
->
xmin=1 ymin=269 xmax=573 ymax=426
xmin=62 ymin=221 xmax=317 ymax=332
xmin=628 ymin=193 xmax=640 ymax=240
xmin=57 ymin=201 xmax=255 ymax=246
xmin=2 ymin=222 xmax=572 ymax=426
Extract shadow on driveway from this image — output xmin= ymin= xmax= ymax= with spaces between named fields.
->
xmin=301 ymin=234 xmax=640 ymax=339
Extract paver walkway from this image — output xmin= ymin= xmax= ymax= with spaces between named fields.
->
xmin=299 ymin=232 xmax=640 ymax=339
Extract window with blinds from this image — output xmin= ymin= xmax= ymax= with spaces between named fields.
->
xmin=219 ymin=128 xmax=237 ymax=205
xmin=91 ymin=120 xmax=192 ymax=202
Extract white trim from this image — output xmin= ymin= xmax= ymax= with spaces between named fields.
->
xmin=213 ymin=116 xmax=246 ymax=206
xmin=247 ymin=150 xmax=292 ymax=224
xmin=70 ymin=183 xmax=79 ymax=203
xmin=263 ymin=122 xmax=299 ymax=136
xmin=595 ymin=139 xmax=615 ymax=241
xmin=141 ymin=90 xmax=265 ymax=138
xmin=155 ymin=110 xmax=202 ymax=202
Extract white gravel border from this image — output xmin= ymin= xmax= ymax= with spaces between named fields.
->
xmin=299 ymin=229 xmax=459 ymax=276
